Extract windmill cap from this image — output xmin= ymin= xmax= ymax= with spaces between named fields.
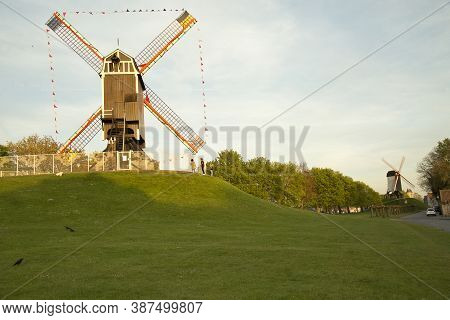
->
xmin=386 ymin=170 xmax=397 ymax=177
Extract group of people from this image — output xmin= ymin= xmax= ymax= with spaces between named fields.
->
xmin=190 ymin=158 xmax=210 ymax=175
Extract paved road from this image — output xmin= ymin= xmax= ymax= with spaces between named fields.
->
xmin=401 ymin=211 xmax=450 ymax=233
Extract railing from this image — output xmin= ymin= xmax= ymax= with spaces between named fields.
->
xmin=0 ymin=151 xmax=158 ymax=177
xmin=369 ymin=205 xmax=418 ymax=218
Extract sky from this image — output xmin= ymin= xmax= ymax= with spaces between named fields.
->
xmin=0 ymin=0 xmax=449 ymax=193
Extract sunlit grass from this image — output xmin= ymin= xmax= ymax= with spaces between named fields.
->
xmin=0 ymin=172 xmax=449 ymax=299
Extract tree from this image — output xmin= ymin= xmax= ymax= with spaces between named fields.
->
xmin=6 ymin=134 xmax=61 ymax=155
xmin=417 ymin=138 xmax=450 ymax=195
xmin=208 ymin=150 xmax=380 ymax=213
xmin=310 ymin=168 xmax=342 ymax=213
xmin=0 ymin=144 xmax=8 ymax=156
xmin=281 ymin=163 xmax=306 ymax=208
xmin=304 ymin=170 xmax=318 ymax=210
xmin=342 ymin=175 xmax=357 ymax=213
xmin=353 ymin=181 xmax=381 ymax=211
xmin=244 ymin=157 xmax=273 ymax=201
xmin=307 ymin=168 xmax=379 ymax=213
xmin=206 ymin=150 xmax=248 ymax=185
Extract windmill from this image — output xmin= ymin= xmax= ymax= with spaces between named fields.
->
xmin=382 ymin=157 xmax=415 ymax=198
xmin=45 ymin=11 xmax=205 ymax=154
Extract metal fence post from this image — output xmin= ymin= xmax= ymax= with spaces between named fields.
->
xmin=70 ymin=156 xmax=73 ymax=173
xmin=87 ymin=154 xmax=90 ymax=172
xmin=33 ymin=155 xmax=36 ymax=175
xmin=16 ymin=156 xmax=19 ymax=176
xmin=52 ymin=155 xmax=55 ymax=174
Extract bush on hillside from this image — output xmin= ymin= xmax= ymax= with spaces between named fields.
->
xmin=208 ymin=150 xmax=381 ymax=213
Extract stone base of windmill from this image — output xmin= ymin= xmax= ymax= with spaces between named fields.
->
xmin=0 ymin=151 xmax=159 ymax=177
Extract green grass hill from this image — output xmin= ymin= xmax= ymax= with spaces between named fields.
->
xmin=382 ymin=197 xmax=427 ymax=212
xmin=0 ymin=172 xmax=449 ymax=299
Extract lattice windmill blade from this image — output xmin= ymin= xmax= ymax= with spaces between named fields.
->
xmin=393 ymin=174 xmax=400 ymax=191
xmin=143 ymin=85 xmax=205 ymax=154
xmin=382 ymin=158 xmax=398 ymax=171
xmin=135 ymin=11 xmax=197 ymax=75
xmin=46 ymin=12 xmax=104 ymax=75
xmin=57 ymin=107 xmax=102 ymax=154
xmin=398 ymin=156 xmax=405 ymax=173
xmin=400 ymin=174 xmax=416 ymax=188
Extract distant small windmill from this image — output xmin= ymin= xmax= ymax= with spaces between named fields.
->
xmin=382 ymin=157 xmax=415 ymax=198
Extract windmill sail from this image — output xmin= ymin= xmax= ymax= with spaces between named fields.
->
xmin=135 ymin=11 xmax=197 ymax=75
xmin=143 ymin=85 xmax=205 ymax=154
xmin=57 ymin=107 xmax=102 ymax=153
xmin=400 ymin=174 xmax=415 ymax=188
xmin=46 ymin=12 xmax=104 ymax=75
xmin=382 ymin=158 xmax=397 ymax=172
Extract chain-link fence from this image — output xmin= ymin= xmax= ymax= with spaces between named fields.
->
xmin=0 ymin=151 xmax=159 ymax=177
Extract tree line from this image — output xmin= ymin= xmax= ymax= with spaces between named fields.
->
xmin=417 ymin=138 xmax=449 ymax=196
xmin=5 ymin=134 xmax=447 ymax=205
xmin=207 ymin=150 xmax=381 ymax=213
xmin=0 ymin=134 xmax=60 ymax=156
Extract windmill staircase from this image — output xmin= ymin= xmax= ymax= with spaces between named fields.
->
xmin=106 ymin=118 xmax=143 ymax=152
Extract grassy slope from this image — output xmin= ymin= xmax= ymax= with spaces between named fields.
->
xmin=383 ymin=197 xmax=427 ymax=211
xmin=0 ymin=172 xmax=449 ymax=299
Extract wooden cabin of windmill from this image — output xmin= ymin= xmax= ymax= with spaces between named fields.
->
xmin=101 ymin=49 xmax=146 ymax=151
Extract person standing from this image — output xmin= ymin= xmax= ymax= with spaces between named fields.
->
xmin=200 ymin=158 xmax=205 ymax=175
xmin=190 ymin=158 xmax=196 ymax=173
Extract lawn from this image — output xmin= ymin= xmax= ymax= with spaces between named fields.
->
xmin=0 ymin=172 xmax=449 ymax=299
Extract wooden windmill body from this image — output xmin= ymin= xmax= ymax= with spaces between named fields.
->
xmin=102 ymin=49 xmax=146 ymax=151
xmin=46 ymin=11 xmax=205 ymax=154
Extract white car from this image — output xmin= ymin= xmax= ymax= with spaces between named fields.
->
xmin=426 ymin=208 xmax=436 ymax=216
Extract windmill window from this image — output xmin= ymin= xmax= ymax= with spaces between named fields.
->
xmin=124 ymin=93 xmax=137 ymax=103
